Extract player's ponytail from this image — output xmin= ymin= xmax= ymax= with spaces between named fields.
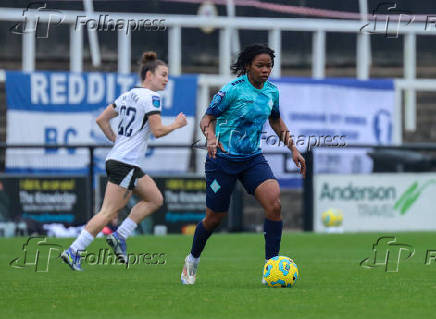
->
xmin=231 ymin=44 xmax=275 ymax=77
xmin=139 ymin=51 xmax=167 ymax=81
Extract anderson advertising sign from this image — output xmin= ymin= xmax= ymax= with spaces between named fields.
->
xmin=314 ymin=173 xmax=436 ymax=232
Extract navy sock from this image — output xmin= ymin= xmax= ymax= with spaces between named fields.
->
xmin=190 ymin=221 xmax=213 ymax=258
xmin=264 ymin=218 xmax=283 ymax=260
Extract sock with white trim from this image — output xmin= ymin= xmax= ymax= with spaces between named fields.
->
xmin=117 ymin=217 xmax=137 ymax=240
xmin=70 ymin=229 xmax=94 ymax=254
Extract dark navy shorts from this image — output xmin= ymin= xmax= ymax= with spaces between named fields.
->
xmin=205 ymin=153 xmax=276 ymax=212
xmin=106 ymin=160 xmax=145 ymax=190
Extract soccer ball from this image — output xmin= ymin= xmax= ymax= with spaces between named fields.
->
xmin=322 ymin=208 xmax=343 ymax=227
xmin=263 ymin=256 xmax=299 ymax=288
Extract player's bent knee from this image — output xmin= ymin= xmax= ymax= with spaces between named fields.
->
xmin=204 ymin=218 xmax=221 ymax=230
xmin=272 ymin=199 xmax=281 ymax=214
xmin=154 ymin=192 xmax=164 ymax=209
xmin=147 ymin=193 xmax=163 ymax=212
xmin=204 ymin=213 xmax=225 ymax=230
xmin=266 ymin=199 xmax=281 ymax=220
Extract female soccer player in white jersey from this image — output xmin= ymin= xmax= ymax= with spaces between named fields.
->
xmin=181 ymin=44 xmax=305 ymax=285
xmin=62 ymin=52 xmax=187 ymax=271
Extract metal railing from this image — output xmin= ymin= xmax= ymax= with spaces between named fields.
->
xmin=1 ymin=7 xmax=436 ymax=132
xmin=1 ymin=7 xmax=433 ymax=77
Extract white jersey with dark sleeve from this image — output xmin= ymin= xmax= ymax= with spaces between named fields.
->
xmin=106 ymin=87 xmax=162 ymax=169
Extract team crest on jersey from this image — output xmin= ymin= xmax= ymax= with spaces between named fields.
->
xmin=152 ymin=96 xmax=160 ymax=108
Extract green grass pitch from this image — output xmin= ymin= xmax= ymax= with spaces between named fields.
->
xmin=0 ymin=232 xmax=435 ymax=319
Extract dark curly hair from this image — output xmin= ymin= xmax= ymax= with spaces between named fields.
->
xmin=231 ymin=44 xmax=275 ymax=77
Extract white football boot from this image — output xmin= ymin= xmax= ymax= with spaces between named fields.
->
xmin=181 ymin=255 xmax=199 ymax=285
xmin=262 ymin=260 xmax=267 ymax=284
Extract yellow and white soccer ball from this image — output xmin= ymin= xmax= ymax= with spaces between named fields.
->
xmin=263 ymin=256 xmax=299 ymax=288
xmin=322 ymin=208 xmax=343 ymax=227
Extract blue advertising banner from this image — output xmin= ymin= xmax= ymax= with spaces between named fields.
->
xmin=6 ymin=71 xmax=197 ymax=174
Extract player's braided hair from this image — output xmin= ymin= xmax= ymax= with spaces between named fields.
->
xmin=231 ymin=44 xmax=275 ymax=77
xmin=139 ymin=51 xmax=167 ymax=81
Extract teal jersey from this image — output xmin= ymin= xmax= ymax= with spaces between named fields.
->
xmin=206 ymin=74 xmax=280 ymax=160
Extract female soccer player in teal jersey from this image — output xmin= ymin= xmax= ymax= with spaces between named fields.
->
xmin=181 ymin=44 xmax=306 ymax=285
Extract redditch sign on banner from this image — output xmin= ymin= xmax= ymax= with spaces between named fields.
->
xmin=314 ymin=173 xmax=436 ymax=232
xmin=5 ymin=71 xmax=197 ymax=173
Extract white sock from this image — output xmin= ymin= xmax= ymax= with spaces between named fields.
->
xmin=188 ymin=253 xmax=200 ymax=264
xmin=117 ymin=217 xmax=137 ymax=240
xmin=70 ymin=229 xmax=94 ymax=254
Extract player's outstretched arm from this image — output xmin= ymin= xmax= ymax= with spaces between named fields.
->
xmin=269 ymin=116 xmax=306 ymax=178
xmin=96 ymin=104 xmax=118 ymax=143
xmin=148 ymin=112 xmax=187 ymax=138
